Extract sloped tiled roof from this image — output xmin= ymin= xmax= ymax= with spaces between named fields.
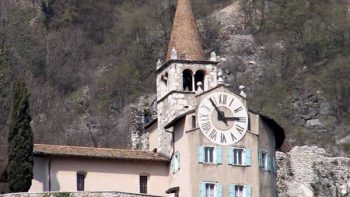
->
xmin=33 ymin=144 xmax=169 ymax=162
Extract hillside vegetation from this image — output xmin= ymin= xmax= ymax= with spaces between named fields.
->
xmin=0 ymin=0 xmax=349 ymax=185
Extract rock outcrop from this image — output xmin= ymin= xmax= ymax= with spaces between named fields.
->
xmin=277 ymin=146 xmax=350 ymax=197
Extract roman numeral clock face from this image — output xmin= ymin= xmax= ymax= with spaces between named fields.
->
xmin=197 ymin=92 xmax=249 ymax=145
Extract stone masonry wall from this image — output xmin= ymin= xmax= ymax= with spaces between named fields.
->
xmin=156 ymin=62 xmax=218 ymax=157
xmin=0 ymin=192 xmax=165 ymax=197
xmin=277 ymin=146 xmax=350 ymax=197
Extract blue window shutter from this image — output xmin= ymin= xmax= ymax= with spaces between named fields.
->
xmin=171 ymin=157 xmax=175 ymax=174
xmin=198 ymin=146 xmax=204 ymax=163
xmin=199 ymin=182 xmax=206 ymax=197
xmin=258 ymin=149 xmax=262 ymax=168
xmin=228 ymin=148 xmax=233 ymax=165
xmin=216 ymin=183 xmax=222 ymax=197
xmin=216 ymin=146 xmax=222 ymax=164
xmin=266 ymin=153 xmax=271 ymax=171
xmin=244 ymin=148 xmax=251 ymax=166
xmin=244 ymin=185 xmax=252 ymax=197
xmin=273 ymin=157 xmax=277 ymax=174
xmin=228 ymin=184 xmax=235 ymax=197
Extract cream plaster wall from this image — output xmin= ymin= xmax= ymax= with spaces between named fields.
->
xmin=170 ymin=117 xmax=193 ymax=196
xmin=148 ymin=123 xmax=158 ymax=152
xmin=258 ymin=118 xmax=277 ymax=197
xmin=30 ymin=158 xmax=169 ymax=196
xmin=168 ymin=87 xmax=279 ymax=197
xmin=30 ymin=157 xmax=49 ymax=192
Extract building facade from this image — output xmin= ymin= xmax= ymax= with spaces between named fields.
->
xmin=29 ymin=0 xmax=285 ymax=196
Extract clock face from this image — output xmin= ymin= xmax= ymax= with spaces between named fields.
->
xmin=197 ymin=92 xmax=249 ymax=145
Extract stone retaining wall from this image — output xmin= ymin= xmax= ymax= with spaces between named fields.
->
xmin=0 ymin=192 xmax=166 ymax=197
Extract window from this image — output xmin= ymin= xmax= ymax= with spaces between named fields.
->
xmin=259 ymin=149 xmax=270 ymax=171
xmin=205 ymin=147 xmax=215 ymax=163
xmin=206 ymin=183 xmax=215 ymax=197
xmin=194 ymin=70 xmax=205 ymax=91
xmin=261 ymin=151 xmax=267 ymax=169
xmin=77 ymin=172 xmax=85 ymax=191
xmin=228 ymin=148 xmax=251 ymax=166
xmin=139 ymin=175 xmax=148 ymax=194
xmin=198 ymin=146 xmax=222 ymax=164
xmin=183 ymin=69 xmax=193 ymax=91
xmin=233 ymin=148 xmax=243 ymax=165
xmin=191 ymin=115 xmax=196 ymax=129
xmin=228 ymin=184 xmax=252 ymax=197
xmin=200 ymin=182 xmax=222 ymax=197
xmin=235 ymin=185 xmax=244 ymax=197
xmin=171 ymin=152 xmax=181 ymax=174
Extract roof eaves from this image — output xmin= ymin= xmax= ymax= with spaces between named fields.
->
xmin=164 ymin=109 xmax=196 ymax=130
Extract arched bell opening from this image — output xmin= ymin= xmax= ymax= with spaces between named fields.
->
xmin=194 ymin=70 xmax=205 ymax=91
xmin=182 ymin=69 xmax=193 ymax=91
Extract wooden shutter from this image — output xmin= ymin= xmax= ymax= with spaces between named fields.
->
xmin=244 ymin=185 xmax=252 ymax=197
xmin=244 ymin=148 xmax=251 ymax=166
xmin=216 ymin=146 xmax=222 ymax=164
xmin=216 ymin=183 xmax=222 ymax=197
xmin=228 ymin=148 xmax=233 ymax=165
xmin=266 ymin=153 xmax=271 ymax=171
xmin=228 ymin=184 xmax=235 ymax=197
xmin=258 ymin=149 xmax=262 ymax=168
xmin=199 ymin=182 xmax=206 ymax=197
xmin=198 ymin=146 xmax=204 ymax=163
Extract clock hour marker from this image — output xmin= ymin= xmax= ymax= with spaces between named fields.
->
xmin=201 ymin=121 xmax=211 ymax=133
xmin=229 ymin=98 xmax=234 ymax=107
xmin=209 ymin=129 xmax=217 ymax=141
xmin=218 ymin=94 xmax=227 ymax=105
xmin=220 ymin=133 xmax=227 ymax=143
xmin=200 ymin=104 xmax=211 ymax=112
xmin=236 ymin=124 xmax=245 ymax=134
xmin=234 ymin=106 xmax=243 ymax=113
xmin=230 ymin=132 xmax=237 ymax=141
xmin=199 ymin=113 xmax=209 ymax=121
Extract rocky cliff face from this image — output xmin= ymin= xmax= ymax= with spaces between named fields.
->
xmin=277 ymin=146 xmax=350 ymax=197
xmin=198 ymin=1 xmax=350 ymax=156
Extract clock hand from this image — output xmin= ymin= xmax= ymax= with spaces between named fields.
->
xmin=209 ymin=98 xmax=228 ymax=125
xmin=225 ymin=117 xmax=240 ymax=120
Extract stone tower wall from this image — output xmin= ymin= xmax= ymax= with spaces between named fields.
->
xmin=156 ymin=62 xmax=218 ymax=157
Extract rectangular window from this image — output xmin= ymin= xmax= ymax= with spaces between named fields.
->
xmin=171 ymin=152 xmax=181 ymax=174
xmin=204 ymin=147 xmax=215 ymax=163
xmin=233 ymin=148 xmax=244 ymax=165
xmin=228 ymin=147 xmax=251 ymax=166
xmin=261 ymin=151 xmax=267 ymax=170
xmin=139 ymin=175 xmax=148 ymax=194
xmin=205 ymin=183 xmax=215 ymax=197
xmin=234 ymin=185 xmax=244 ymax=197
xmin=192 ymin=115 xmax=196 ymax=129
xmin=77 ymin=173 xmax=85 ymax=191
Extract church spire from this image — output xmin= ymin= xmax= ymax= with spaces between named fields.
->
xmin=165 ymin=0 xmax=205 ymax=61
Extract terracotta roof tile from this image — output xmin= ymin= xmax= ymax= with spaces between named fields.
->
xmin=33 ymin=144 xmax=169 ymax=162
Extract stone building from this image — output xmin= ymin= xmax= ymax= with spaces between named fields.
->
xmin=28 ymin=0 xmax=285 ymax=196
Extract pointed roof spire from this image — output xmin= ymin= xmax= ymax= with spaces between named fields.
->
xmin=165 ymin=0 xmax=205 ymax=61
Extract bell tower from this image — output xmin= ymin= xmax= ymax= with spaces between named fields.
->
xmin=156 ymin=0 xmax=219 ymax=157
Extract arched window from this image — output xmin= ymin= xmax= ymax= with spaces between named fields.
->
xmin=183 ymin=69 xmax=193 ymax=91
xmin=161 ymin=72 xmax=168 ymax=86
xmin=194 ymin=70 xmax=205 ymax=91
